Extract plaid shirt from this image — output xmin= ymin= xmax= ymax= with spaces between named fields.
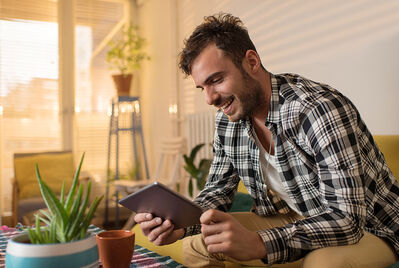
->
xmin=184 ymin=73 xmax=399 ymax=265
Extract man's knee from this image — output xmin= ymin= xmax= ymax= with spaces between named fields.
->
xmin=303 ymin=247 xmax=349 ymax=268
xmin=303 ymin=233 xmax=398 ymax=268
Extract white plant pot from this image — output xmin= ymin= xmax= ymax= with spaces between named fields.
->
xmin=6 ymin=231 xmax=99 ymax=268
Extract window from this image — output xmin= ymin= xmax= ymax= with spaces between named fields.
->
xmin=0 ymin=0 xmax=130 ymax=215
xmin=0 ymin=0 xmax=60 ymax=214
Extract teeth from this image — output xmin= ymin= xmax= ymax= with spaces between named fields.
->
xmin=221 ymin=98 xmax=234 ymax=110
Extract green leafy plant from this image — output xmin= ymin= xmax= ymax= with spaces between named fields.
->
xmin=27 ymin=153 xmax=103 ymax=244
xmin=106 ymin=24 xmax=150 ymax=75
xmin=183 ymin=143 xmax=212 ymax=197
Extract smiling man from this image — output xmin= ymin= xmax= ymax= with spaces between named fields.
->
xmin=134 ymin=13 xmax=399 ymax=267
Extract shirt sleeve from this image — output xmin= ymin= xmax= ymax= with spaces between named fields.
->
xmin=183 ymin=128 xmax=241 ymax=237
xmin=259 ymin=96 xmax=367 ymax=264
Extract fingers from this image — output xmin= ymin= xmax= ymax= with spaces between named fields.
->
xmin=200 ymin=209 xmax=233 ymax=237
xmin=203 ymin=229 xmax=228 ymax=245
xmin=134 ymin=213 xmax=182 ymax=246
xmin=200 ymin=209 xmax=230 ymax=224
xmin=134 ymin=213 xmax=164 ymax=236
xmin=201 ymin=222 xmax=224 ymax=237
xmin=147 ymin=219 xmax=172 ymax=241
xmin=134 ymin=213 xmax=152 ymax=223
xmin=141 ymin=217 xmax=162 ymax=235
xmin=150 ymin=220 xmax=175 ymax=245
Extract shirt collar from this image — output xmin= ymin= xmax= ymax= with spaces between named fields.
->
xmin=266 ymin=73 xmax=280 ymax=125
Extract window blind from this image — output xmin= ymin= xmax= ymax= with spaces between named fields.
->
xmin=0 ymin=0 xmax=130 ymax=214
xmin=0 ymin=0 xmax=60 ymax=213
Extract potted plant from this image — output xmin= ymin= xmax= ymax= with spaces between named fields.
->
xmin=106 ymin=24 xmax=150 ymax=96
xmin=6 ymin=153 xmax=103 ymax=268
xmin=183 ymin=143 xmax=212 ymax=197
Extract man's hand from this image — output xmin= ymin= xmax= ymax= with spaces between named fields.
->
xmin=134 ymin=213 xmax=185 ymax=246
xmin=200 ymin=209 xmax=267 ymax=261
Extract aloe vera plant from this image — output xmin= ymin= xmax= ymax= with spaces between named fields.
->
xmin=27 ymin=153 xmax=103 ymax=244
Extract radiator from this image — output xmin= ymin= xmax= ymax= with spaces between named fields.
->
xmin=185 ymin=110 xmax=216 ymax=160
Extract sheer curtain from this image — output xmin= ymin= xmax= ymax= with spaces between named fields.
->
xmin=0 ymin=0 xmax=60 ymax=215
xmin=0 ymin=0 xmax=130 ymax=216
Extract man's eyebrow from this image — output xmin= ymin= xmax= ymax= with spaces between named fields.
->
xmin=196 ymin=72 xmax=224 ymax=89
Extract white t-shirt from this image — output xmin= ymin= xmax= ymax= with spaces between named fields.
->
xmin=253 ymin=131 xmax=300 ymax=214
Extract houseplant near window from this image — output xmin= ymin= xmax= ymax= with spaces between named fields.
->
xmin=6 ymin=153 xmax=103 ymax=268
xmin=106 ymin=24 xmax=150 ymax=96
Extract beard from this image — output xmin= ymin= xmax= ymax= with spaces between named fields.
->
xmin=231 ymin=69 xmax=264 ymax=121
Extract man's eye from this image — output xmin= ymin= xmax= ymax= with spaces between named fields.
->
xmin=211 ymin=78 xmax=222 ymax=84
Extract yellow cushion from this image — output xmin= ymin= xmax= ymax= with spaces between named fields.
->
xmin=132 ymin=224 xmax=183 ymax=264
xmin=14 ymin=152 xmax=75 ymax=200
xmin=238 ymin=180 xmax=248 ymax=194
xmin=373 ymin=135 xmax=399 ymax=181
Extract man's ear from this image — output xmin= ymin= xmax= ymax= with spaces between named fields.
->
xmin=244 ymin=50 xmax=261 ymax=73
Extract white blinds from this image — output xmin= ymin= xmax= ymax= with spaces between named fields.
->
xmin=0 ymin=0 xmax=129 ymax=214
xmin=0 ymin=0 xmax=60 ymax=213
xmin=0 ymin=0 xmax=57 ymax=22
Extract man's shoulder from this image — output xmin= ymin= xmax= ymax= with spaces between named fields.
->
xmin=274 ymin=73 xmax=357 ymax=132
xmin=274 ymin=73 xmax=336 ymax=100
xmin=274 ymin=73 xmax=349 ymax=111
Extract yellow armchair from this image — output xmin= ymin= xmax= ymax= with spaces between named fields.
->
xmin=373 ymin=135 xmax=399 ymax=180
xmin=11 ymin=151 xmax=90 ymax=226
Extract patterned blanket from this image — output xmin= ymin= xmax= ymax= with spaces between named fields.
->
xmin=0 ymin=225 xmax=184 ymax=268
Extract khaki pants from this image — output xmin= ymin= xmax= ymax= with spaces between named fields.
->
xmin=182 ymin=212 xmax=398 ymax=268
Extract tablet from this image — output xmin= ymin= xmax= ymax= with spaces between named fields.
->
xmin=119 ymin=182 xmax=204 ymax=229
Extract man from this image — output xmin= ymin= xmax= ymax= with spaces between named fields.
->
xmin=135 ymin=13 xmax=399 ymax=267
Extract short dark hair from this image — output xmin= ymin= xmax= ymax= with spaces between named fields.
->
xmin=178 ymin=13 xmax=259 ymax=76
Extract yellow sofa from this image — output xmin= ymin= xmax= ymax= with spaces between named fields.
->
xmin=133 ymin=135 xmax=399 ymax=267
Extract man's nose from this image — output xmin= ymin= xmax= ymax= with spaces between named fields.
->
xmin=204 ymin=87 xmax=219 ymax=106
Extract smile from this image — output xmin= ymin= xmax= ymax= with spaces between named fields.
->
xmin=220 ymin=97 xmax=234 ymax=112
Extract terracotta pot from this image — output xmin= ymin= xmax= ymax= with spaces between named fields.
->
xmin=96 ymin=230 xmax=135 ymax=268
xmin=112 ymin=74 xmax=133 ymax=96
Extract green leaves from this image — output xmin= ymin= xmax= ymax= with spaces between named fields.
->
xmin=28 ymin=153 xmax=103 ymax=244
xmin=183 ymin=143 xmax=212 ymax=197
xmin=106 ymin=24 xmax=150 ymax=74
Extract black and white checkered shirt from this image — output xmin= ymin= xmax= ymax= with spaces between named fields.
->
xmin=184 ymin=73 xmax=399 ymax=265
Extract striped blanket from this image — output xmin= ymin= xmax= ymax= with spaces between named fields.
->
xmin=0 ymin=225 xmax=184 ymax=268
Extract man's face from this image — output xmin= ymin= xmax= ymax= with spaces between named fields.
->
xmin=191 ymin=44 xmax=263 ymax=122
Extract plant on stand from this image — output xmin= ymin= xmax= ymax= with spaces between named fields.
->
xmin=6 ymin=153 xmax=104 ymax=267
xmin=106 ymin=24 xmax=150 ymax=96
xmin=183 ymin=143 xmax=212 ymax=197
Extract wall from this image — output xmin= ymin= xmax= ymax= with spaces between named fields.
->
xmin=177 ymin=0 xmax=399 ymax=135
xmin=136 ymin=0 xmax=179 ymax=173
xmin=137 ymin=0 xmax=399 ymax=170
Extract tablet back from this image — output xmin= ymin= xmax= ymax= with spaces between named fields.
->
xmin=119 ymin=182 xmax=203 ymax=229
